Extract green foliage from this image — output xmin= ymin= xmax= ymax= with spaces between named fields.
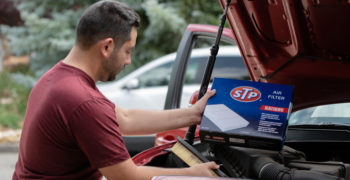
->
xmin=1 ymin=0 xmax=223 ymax=79
xmin=1 ymin=0 xmax=92 ymax=77
xmin=141 ymin=0 xmax=186 ymax=57
xmin=118 ymin=0 xmax=187 ymax=77
xmin=117 ymin=0 xmax=223 ymax=77
xmin=0 ymin=71 xmax=31 ymax=129
xmin=164 ymin=0 xmax=223 ymax=25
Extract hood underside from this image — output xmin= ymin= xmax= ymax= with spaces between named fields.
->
xmin=220 ymin=0 xmax=350 ymax=111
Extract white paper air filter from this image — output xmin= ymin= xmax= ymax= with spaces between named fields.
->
xmin=204 ymin=104 xmax=249 ymax=132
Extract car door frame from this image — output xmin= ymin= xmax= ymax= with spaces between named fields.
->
xmin=164 ymin=24 xmax=236 ymax=110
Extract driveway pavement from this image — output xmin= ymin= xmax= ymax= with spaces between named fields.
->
xmin=0 ymin=143 xmax=107 ymax=180
xmin=0 ymin=143 xmax=18 ymax=180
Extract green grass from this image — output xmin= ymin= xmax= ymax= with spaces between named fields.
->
xmin=0 ymin=71 xmax=31 ymax=129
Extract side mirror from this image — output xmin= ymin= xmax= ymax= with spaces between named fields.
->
xmin=123 ymin=78 xmax=139 ymax=90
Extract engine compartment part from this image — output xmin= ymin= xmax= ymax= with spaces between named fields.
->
xmin=144 ymin=141 xmax=350 ymax=180
xmin=254 ymin=157 xmax=347 ymax=180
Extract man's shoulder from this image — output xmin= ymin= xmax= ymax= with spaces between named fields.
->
xmin=33 ymin=62 xmax=113 ymax=111
xmin=55 ymin=80 xmax=113 ymax=111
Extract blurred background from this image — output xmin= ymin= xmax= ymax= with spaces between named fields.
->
xmin=0 ymin=0 xmax=223 ymax=131
xmin=0 ymin=0 xmax=223 ymax=178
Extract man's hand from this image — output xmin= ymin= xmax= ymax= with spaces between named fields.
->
xmin=190 ymin=89 xmax=216 ymax=125
xmin=187 ymin=161 xmax=220 ymax=177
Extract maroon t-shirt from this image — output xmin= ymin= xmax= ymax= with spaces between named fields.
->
xmin=13 ymin=61 xmax=130 ymax=179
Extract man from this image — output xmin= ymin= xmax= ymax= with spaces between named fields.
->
xmin=13 ymin=0 xmax=218 ymax=179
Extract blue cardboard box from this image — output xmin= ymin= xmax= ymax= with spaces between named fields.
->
xmin=199 ymin=78 xmax=293 ymax=150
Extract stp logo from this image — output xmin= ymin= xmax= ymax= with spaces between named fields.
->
xmin=230 ymin=86 xmax=261 ymax=102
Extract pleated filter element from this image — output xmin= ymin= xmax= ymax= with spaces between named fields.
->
xmin=203 ymin=104 xmax=249 ymax=132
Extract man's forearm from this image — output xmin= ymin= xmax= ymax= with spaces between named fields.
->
xmin=115 ymin=90 xmax=215 ymax=136
xmin=134 ymin=166 xmax=192 ymax=180
xmin=116 ymin=107 xmax=200 ymax=135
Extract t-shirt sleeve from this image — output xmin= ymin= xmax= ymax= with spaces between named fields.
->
xmin=68 ymin=99 xmax=130 ymax=169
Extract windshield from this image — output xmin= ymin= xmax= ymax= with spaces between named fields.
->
xmin=289 ymin=102 xmax=350 ymax=126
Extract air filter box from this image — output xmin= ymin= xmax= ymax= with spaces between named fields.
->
xmin=200 ymin=78 xmax=293 ymax=150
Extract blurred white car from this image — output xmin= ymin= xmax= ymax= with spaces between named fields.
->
xmin=98 ymin=46 xmax=249 ymax=110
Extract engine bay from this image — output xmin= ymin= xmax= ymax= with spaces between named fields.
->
xmin=145 ymin=133 xmax=350 ymax=180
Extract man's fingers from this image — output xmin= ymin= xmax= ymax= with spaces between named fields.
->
xmin=205 ymin=161 xmax=220 ymax=169
xmin=204 ymin=89 xmax=216 ymax=99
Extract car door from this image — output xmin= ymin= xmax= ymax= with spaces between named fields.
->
xmin=164 ymin=24 xmax=249 ymax=110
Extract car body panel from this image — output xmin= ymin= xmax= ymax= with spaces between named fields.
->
xmin=133 ymin=136 xmax=201 ymax=165
xmin=132 ymin=142 xmax=175 ymax=166
xmin=219 ymin=0 xmax=350 ymax=111
xmin=155 ymin=127 xmax=199 ymax=147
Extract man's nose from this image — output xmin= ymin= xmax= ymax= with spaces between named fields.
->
xmin=125 ymin=57 xmax=131 ymax=65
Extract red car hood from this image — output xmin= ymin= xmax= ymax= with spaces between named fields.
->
xmin=220 ymin=0 xmax=350 ymax=111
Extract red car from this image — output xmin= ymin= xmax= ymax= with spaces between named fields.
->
xmin=134 ymin=0 xmax=350 ymax=179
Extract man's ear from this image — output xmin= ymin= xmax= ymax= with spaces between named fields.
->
xmin=99 ymin=38 xmax=115 ymax=58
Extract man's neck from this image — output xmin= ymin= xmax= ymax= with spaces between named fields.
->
xmin=63 ymin=46 xmax=101 ymax=82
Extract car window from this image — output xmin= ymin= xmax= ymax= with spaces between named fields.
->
xmin=289 ymin=102 xmax=350 ymax=125
xmin=212 ymin=57 xmax=250 ymax=80
xmin=184 ymin=56 xmax=249 ymax=85
xmin=137 ymin=61 xmax=173 ymax=88
xmin=184 ymin=57 xmax=202 ymax=84
xmin=180 ymin=50 xmax=250 ymax=108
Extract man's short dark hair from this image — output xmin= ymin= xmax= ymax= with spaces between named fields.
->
xmin=76 ymin=0 xmax=140 ymax=49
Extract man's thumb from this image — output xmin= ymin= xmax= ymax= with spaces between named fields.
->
xmin=205 ymin=89 xmax=216 ymax=99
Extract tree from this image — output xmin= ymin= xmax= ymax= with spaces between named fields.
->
xmin=1 ymin=0 xmax=223 ymax=80
xmin=0 ymin=0 xmax=23 ymax=72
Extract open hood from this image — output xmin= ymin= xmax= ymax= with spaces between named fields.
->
xmin=219 ymin=0 xmax=350 ymax=111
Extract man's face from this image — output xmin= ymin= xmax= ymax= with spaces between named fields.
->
xmin=102 ymin=27 xmax=137 ymax=82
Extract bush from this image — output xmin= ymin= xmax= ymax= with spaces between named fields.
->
xmin=0 ymin=71 xmax=31 ymax=129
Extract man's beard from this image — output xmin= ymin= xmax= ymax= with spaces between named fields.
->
xmin=106 ymin=72 xmax=116 ymax=82
xmin=103 ymin=52 xmax=120 ymax=82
